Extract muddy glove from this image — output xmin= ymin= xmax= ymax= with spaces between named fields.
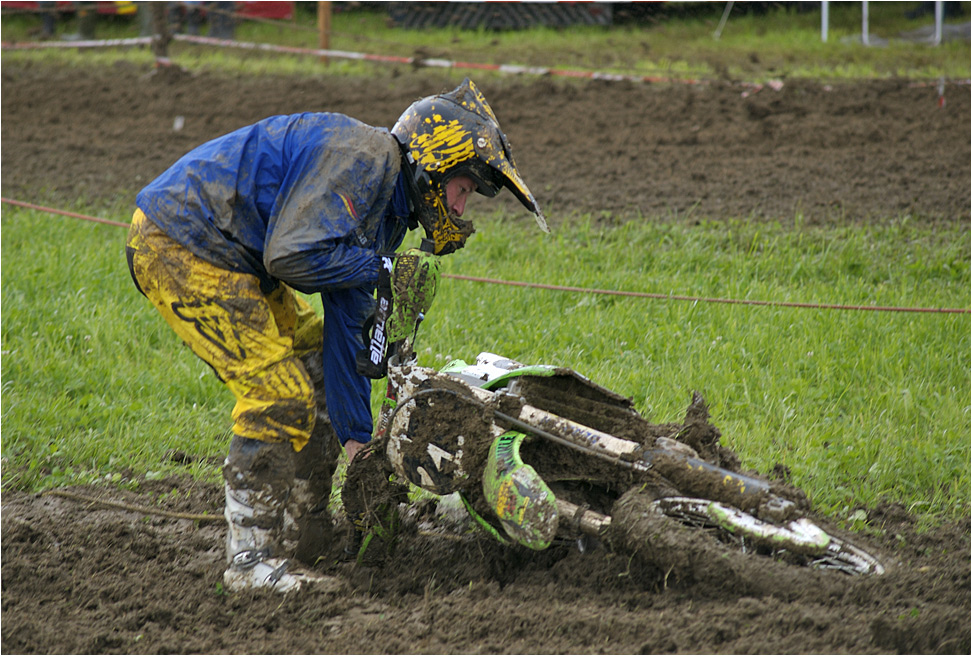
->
xmin=386 ymin=247 xmax=440 ymax=343
xmin=356 ymin=247 xmax=440 ymax=379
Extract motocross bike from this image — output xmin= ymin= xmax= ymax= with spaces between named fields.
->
xmin=346 ymin=245 xmax=885 ymax=577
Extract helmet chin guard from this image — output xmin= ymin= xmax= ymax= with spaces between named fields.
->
xmin=392 ymin=78 xmax=548 ymax=254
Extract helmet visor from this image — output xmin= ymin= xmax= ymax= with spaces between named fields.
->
xmin=444 ymin=159 xmax=501 ymax=199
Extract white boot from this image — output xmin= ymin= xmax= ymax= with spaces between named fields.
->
xmin=223 ymin=484 xmax=342 ymax=593
xmin=223 ymin=553 xmax=331 ymax=593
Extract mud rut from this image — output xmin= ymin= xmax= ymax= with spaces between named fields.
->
xmin=2 ymin=60 xmax=970 ymax=654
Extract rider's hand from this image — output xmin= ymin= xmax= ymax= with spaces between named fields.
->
xmin=344 ymin=439 xmax=368 ymax=462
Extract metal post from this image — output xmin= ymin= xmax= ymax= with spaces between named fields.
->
xmin=934 ymin=0 xmax=943 ymax=45
xmin=821 ymin=0 xmax=829 ymax=43
xmin=151 ymin=1 xmax=170 ymax=60
xmin=862 ymin=1 xmax=869 ymax=46
xmin=713 ymin=1 xmax=734 ymax=40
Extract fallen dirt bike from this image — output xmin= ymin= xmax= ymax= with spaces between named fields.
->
xmin=344 ymin=248 xmax=885 ymax=577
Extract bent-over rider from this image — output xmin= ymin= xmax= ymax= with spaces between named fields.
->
xmin=126 ymin=79 xmax=547 ymax=592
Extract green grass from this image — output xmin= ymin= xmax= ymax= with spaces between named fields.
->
xmin=1 ymin=2 xmax=969 ymax=82
xmin=1 ymin=204 xmax=231 ymax=492
xmin=2 ymin=203 xmax=968 ymax=530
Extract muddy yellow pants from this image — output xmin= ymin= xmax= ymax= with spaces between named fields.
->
xmin=126 ymin=209 xmax=323 ymax=451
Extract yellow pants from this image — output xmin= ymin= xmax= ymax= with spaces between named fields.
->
xmin=126 ymin=209 xmax=323 ymax=451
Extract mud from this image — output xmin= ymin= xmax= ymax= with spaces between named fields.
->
xmin=341 ymin=443 xmax=408 ymax=527
xmin=512 ymin=370 xmax=651 ymax=441
xmin=3 ymin=475 xmax=970 ymax=654
xmin=2 ymin=61 xmax=971 ymax=654
xmin=1 ymin=61 xmax=969 ymax=225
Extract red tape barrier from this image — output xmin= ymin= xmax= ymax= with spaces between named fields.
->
xmin=0 ymin=36 xmax=151 ymax=49
xmin=170 ymin=34 xmax=711 ymax=85
xmin=4 ymin=33 xmax=970 ymax=89
xmin=2 ymin=197 xmax=130 ymax=227
xmin=0 ymin=33 xmax=720 ymax=86
xmin=446 ymin=274 xmax=970 ymax=314
xmin=3 ymin=197 xmax=968 ymax=315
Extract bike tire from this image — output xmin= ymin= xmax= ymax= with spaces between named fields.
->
xmin=504 ymin=381 xmax=885 ymax=577
xmin=653 ymin=495 xmax=885 ymax=576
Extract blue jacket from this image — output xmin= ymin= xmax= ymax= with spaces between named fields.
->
xmin=136 ymin=112 xmax=412 ymax=446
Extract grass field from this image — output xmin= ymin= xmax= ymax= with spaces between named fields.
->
xmin=2 ymin=203 xmax=969 ymax=528
xmin=1 ymin=3 xmax=970 ymax=530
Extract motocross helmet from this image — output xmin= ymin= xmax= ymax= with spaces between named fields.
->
xmin=391 ymin=78 xmax=548 ymax=255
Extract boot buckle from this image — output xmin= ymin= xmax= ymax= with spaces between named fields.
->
xmin=231 ymin=548 xmax=272 ymax=570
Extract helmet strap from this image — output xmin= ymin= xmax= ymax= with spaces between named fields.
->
xmin=397 ymin=146 xmax=423 ymax=232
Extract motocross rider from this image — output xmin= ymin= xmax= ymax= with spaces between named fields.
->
xmin=126 ymin=78 xmax=547 ymax=593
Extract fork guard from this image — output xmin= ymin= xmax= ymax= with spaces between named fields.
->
xmin=482 ymin=431 xmax=559 ymax=550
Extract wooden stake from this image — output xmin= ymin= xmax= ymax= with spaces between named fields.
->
xmin=318 ymin=1 xmax=331 ymax=65
xmin=151 ymin=1 xmax=170 ymax=61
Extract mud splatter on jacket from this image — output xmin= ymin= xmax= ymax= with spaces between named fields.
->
xmin=136 ymin=112 xmax=411 ymax=446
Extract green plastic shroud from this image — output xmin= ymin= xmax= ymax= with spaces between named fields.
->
xmin=481 ymin=430 xmax=559 ymax=550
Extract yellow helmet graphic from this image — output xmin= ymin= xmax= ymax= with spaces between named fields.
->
xmin=392 ymin=78 xmax=548 ymax=254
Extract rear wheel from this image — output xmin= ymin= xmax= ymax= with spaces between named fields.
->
xmin=652 ymin=495 xmax=885 ymax=576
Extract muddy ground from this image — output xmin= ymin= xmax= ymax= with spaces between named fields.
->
xmin=2 ymin=54 xmax=970 ymax=654
xmin=1 ymin=58 xmax=969 ymax=223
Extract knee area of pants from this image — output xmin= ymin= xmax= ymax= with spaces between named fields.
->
xmin=224 ymin=435 xmax=295 ymax=485
xmin=227 ymin=434 xmax=292 ymax=457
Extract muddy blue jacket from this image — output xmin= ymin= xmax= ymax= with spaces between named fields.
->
xmin=136 ymin=112 xmax=412 ymax=446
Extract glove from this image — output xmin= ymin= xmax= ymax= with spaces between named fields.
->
xmin=355 ymin=248 xmax=440 ymax=379
xmin=385 ymin=247 xmax=440 ymax=343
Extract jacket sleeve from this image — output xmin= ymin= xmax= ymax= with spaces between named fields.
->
xmin=267 ymin=237 xmax=380 ymax=295
xmin=320 ymin=286 xmax=376 ymax=446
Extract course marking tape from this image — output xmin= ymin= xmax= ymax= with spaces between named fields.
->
xmin=3 ymin=33 xmax=969 ymax=88
xmin=444 ymin=274 xmax=971 ymax=314
xmin=1 ymin=36 xmax=152 ymax=49
xmin=171 ymin=34 xmax=711 ymax=85
xmin=1 ymin=197 xmax=130 ymax=228
xmin=0 ymin=33 xmax=715 ymax=86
